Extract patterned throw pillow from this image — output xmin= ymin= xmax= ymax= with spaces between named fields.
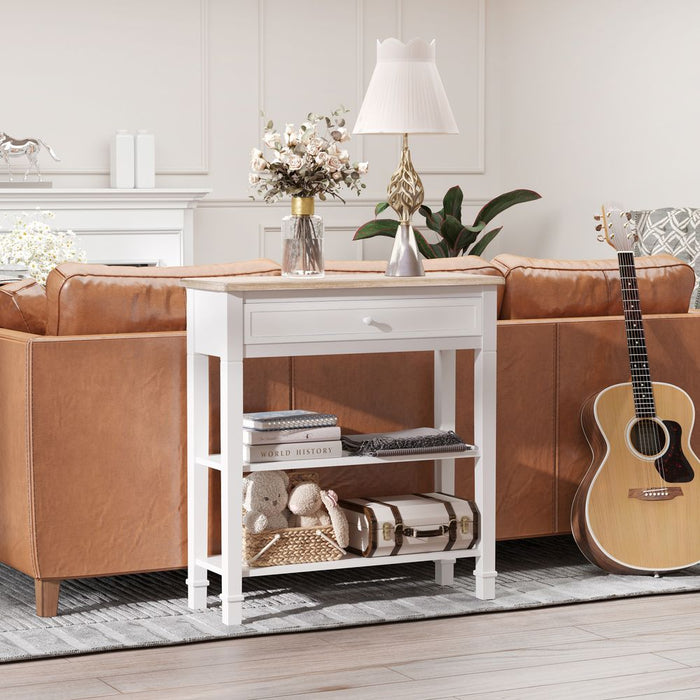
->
xmin=631 ymin=208 xmax=700 ymax=309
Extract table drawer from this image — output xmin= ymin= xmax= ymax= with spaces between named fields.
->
xmin=245 ymin=297 xmax=481 ymax=344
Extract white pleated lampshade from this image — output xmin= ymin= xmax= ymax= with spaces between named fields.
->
xmin=353 ymin=38 xmax=458 ymax=135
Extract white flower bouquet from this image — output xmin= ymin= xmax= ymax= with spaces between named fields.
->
xmin=0 ymin=211 xmax=87 ymax=286
xmin=249 ymin=107 xmax=368 ymax=276
xmin=249 ymin=106 xmax=368 ymax=203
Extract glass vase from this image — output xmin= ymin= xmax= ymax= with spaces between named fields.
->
xmin=281 ymin=197 xmax=324 ymax=277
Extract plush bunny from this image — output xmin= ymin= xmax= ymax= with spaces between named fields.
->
xmin=287 ymin=481 xmax=349 ymax=548
xmin=242 ymin=470 xmax=290 ymax=534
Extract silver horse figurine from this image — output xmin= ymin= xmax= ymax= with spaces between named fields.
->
xmin=0 ymin=133 xmax=60 ymax=182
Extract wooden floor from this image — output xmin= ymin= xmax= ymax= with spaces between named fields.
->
xmin=2 ymin=593 xmax=700 ymax=699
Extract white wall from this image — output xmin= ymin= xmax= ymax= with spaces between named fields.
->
xmin=2 ymin=0 xmax=698 ymax=263
xmin=488 ymin=0 xmax=700 ymax=260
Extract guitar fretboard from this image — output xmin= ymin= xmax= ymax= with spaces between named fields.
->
xmin=618 ymin=251 xmax=656 ymax=418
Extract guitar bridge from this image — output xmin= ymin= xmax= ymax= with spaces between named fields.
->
xmin=628 ymin=487 xmax=683 ymax=501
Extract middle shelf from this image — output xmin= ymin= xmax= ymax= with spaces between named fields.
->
xmin=196 ymin=447 xmax=480 ymax=472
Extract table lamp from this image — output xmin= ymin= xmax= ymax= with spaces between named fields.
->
xmin=353 ymin=38 xmax=458 ymax=276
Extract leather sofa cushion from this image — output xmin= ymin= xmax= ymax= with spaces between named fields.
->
xmin=0 ymin=279 xmax=47 ymax=334
xmin=492 ymin=253 xmax=694 ymax=319
xmin=325 ymin=256 xmax=506 ymax=311
xmin=46 ymin=260 xmax=281 ymax=335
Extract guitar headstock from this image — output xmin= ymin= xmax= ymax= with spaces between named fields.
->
xmin=595 ymin=204 xmax=638 ymax=252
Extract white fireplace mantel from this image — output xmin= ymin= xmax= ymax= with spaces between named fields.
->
xmin=0 ymin=188 xmax=210 ymax=266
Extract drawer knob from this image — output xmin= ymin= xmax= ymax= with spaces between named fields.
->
xmin=362 ymin=316 xmax=374 ymax=326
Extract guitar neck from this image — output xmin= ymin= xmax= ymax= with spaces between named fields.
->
xmin=617 ymin=251 xmax=656 ymax=418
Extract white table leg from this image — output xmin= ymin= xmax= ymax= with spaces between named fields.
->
xmin=220 ymin=358 xmax=244 ymax=626
xmin=187 ymin=351 xmax=210 ymax=610
xmin=473 ymin=288 xmax=498 ymax=599
xmin=434 ymin=349 xmax=457 ymax=493
xmin=435 ymin=558 xmax=455 ymax=586
xmin=434 ymin=349 xmax=456 ymax=585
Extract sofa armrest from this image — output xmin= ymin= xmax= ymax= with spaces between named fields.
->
xmin=0 ymin=329 xmax=41 ymax=576
xmin=0 ymin=330 xmax=188 ymax=580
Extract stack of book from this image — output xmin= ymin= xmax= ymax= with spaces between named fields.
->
xmin=242 ymin=409 xmax=342 ymax=463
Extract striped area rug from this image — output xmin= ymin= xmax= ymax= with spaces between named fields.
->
xmin=2 ymin=536 xmax=700 ymax=662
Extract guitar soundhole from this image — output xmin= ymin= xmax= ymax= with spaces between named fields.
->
xmin=629 ymin=418 xmax=667 ymax=458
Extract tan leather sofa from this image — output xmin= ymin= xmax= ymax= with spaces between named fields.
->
xmin=0 ymin=254 xmax=697 ymax=617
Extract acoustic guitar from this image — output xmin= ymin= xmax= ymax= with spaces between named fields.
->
xmin=571 ymin=205 xmax=700 ymax=574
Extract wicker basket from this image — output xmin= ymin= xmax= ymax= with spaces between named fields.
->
xmin=243 ymin=524 xmax=344 ymax=567
xmin=242 ymin=470 xmax=344 ymax=567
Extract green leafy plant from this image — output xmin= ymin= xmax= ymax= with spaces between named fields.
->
xmin=353 ymin=186 xmax=541 ymax=258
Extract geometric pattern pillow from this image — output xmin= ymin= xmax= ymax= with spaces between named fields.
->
xmin=631 ymin=207 xmax=700 ymax=309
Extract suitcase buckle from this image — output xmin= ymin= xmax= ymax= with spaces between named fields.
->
xmin=382 ymin=522 xmax=394 ymax=541
xmin=460 ymin=516 xmax=471 ymax=534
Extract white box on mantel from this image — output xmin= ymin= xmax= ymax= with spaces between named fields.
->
xmin=110 ymin=130 xmax=135 ymax=188
xmin=135 ymin=130 xmax=155 ymax=188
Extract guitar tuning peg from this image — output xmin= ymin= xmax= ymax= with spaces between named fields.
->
xmin=595 ymin=224 xmax=602 ymax=231
xmin=593 ymin=215 xmax=601 ymax=221
xmin=596 ymin=233 xmax=605 ymax=242
xmin=625 ymin=212 xmax=632 ymax=221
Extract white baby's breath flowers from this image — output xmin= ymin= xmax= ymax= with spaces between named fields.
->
xmin=249 ymin=106 xmax=367 ymax=203
xmin=0 ymin=211 xmax=87 ymax=286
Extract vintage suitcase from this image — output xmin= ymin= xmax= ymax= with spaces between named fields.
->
xmin=339 ymin=493 xmax=479 ymax=557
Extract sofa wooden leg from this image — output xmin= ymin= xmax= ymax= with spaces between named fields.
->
xmin=35 ymin=579 xmax=61 ymax=617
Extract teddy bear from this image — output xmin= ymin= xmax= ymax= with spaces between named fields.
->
xmin=287 ymin=481 xmax=349 ymax=549
xmin=242 ymin=470 xmax=290 ymax=534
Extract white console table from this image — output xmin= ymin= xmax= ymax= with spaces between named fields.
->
xmin=183 ymin=273 xmax=502 ymax=626
xmin=0 ymin=188 xmax=209 ymax=266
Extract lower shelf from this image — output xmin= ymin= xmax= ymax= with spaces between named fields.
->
xmin=197 ymin=546 xmax=481 ymax=578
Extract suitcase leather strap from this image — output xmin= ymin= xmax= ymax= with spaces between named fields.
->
xmin=372 ymin=499 xmax=404 ymax=556
xmin=432 ymin=492 xmax=479 ymax=548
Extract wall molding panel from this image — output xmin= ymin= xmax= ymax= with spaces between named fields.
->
xmin=8 ymin=1 xmax=694 ymax=264
xmin=1 ymin=0 xmax=493 ymax=265
xmin=260 ymin=224 xmax=366 ymax=261
xmin=397 ymin=0 xmax=485 ymax=176
xmin=0 ymin=0 xmax=209 ymax=177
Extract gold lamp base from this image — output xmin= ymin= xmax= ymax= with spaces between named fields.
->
xmin=385 ymin=133 xmax=425 ymax=277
